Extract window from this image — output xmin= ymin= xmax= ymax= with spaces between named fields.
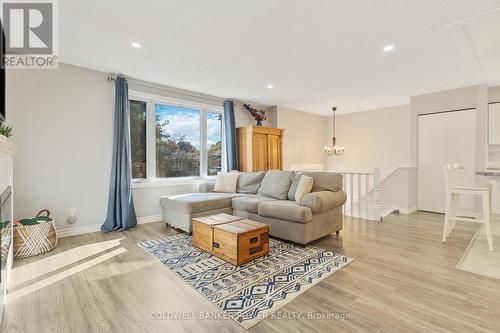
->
xmin=207 ymin=112 xmax=222 ymax=176
xmin=130 ymin=100 xmax=147 ymax=179
xmin=155 ymin=104 xmax=200 ymax=178
xmin=130 ymin=94 xmax=224 ymax=181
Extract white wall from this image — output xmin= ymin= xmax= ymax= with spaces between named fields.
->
xmin=323 ymin=84 xmax=495 ymax=180
xmin=409 ymin=85 xmax=488 ymax=171
xmin=322 ymin=104 xmax=416 ymax=214
xmin=275 ymin=106 xmax=327 ymax=170
xmin=234 ymin=102 xmax=276 ymax=128
xmin=7 ymin=64 xmax=114 ymax=229
xmin=324 ymin=105 xmax=411 ymax=176
xmin=6 ymin=63 xmax=262 ymax=230
xmin=409 ymin=84 xmax=500 ymax=212
xmin=489 ymin=86 xmax=500 ymax=103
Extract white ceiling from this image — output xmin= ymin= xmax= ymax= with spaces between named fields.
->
xmin=59 ymin=0 xmax=500 ymax=115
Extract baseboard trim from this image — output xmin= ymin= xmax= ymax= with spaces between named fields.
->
xmin=137 ymin=215 xmax=162 ymax=224
xmin=58 ymin=224 xmax=101 ymax=238
xmin=399 ymin=206 xmax=418 ymax=215
xmin=382 ymin=206 xmax=418 ymax=218
xmin=382 ymin=207 xmax=398 ymax=218
xmin=58 ymin=215 xmax=163 ymax=238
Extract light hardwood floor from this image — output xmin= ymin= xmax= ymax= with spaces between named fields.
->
xmin=2 ymin=212 xmax=500 ymax=333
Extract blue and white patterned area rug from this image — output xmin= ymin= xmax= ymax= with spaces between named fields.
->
xmin=139 ymin=234 xmax=352 ymax=329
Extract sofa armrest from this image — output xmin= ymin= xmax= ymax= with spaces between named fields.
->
xmin=301 ymin=191 xmax=347 ymax=213
xmin=199 ymin=181 xmax=216 ymax=193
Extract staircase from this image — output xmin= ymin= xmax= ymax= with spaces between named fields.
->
xmin=341 ymin=165 xmax=417 ymax=221
xmin=289 ymin=163 xmax=417 ymax=222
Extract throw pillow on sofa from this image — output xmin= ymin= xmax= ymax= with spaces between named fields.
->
xmin=214 ymin=172 xmax=239 ymax=193
xmin=237 ymin=171 xmax=265 ymax=194
xmin=288 ymin=172 xmax=302 ymax=201
xmin=258 ymin=170 xmax=295 ymax=199
xmin=295 ymin=175 xmax=314 ymax=204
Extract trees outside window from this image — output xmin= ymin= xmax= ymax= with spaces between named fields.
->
xmin=130 ymin=97 xmax=223 ymax=180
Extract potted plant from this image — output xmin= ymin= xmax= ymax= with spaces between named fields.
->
xmin=243 ymin=104 xmax=267 ymax=126
xmin=0 ymin=122 xmax=13 ymax=138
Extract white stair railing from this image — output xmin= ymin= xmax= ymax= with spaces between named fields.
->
xmin=342 ymin=168 xmax=381 ymax=221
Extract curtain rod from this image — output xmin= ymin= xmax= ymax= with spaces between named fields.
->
xmin=107 ymin=75 xmax=226 ymax=104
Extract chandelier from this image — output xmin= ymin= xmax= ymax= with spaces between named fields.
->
xmin=324 ymin=106 xmax=345 ymax=156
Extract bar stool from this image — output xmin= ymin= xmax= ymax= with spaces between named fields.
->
xmin=442 ymin=164 xmax=494 ymax=251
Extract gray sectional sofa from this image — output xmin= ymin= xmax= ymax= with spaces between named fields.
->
xmin=159 ymin=170 xmax=347 ymax=244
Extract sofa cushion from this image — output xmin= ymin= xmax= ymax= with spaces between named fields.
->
xmin=231 ymin=195 xmax=276 ymax=213
xmin=237 ymin=171 xmax=265 ymax=194
xmin=258 ymin=170 xmax=295 ymax=200
xmin=301 ymin=171 xmax=343 ymax=192
xmin=258 ymin=200 xmax=312 ymax=223
xmin=301 ymin=191 xmax=347 ymax=213
xmin=160 ymin=193 xmax=246 ymax=214
xmin=199 ymin=182 xmax=216 ymax=193
xmin=289 ymin=172 xmax=343 ymax=199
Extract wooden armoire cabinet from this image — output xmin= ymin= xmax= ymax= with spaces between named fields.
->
xmin=237 ymin=125 xmax=285 ymax=172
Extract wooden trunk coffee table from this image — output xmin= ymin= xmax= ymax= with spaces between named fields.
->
xmin=192 ymin=213 xmax=269 ymax=266
xmin=192 ymin=213 xmax=243 ymax=252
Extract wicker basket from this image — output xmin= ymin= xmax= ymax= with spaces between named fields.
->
xmin=13 ymin=209 xmax=58 ymax=259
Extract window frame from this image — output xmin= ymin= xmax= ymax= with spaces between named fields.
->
xmin=129 ymin=90 xmax=225 ymax=187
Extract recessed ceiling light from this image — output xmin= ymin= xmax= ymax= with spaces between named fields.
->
xmin=131 ymin=42 xmax=142 ymax=49
xmin=383 ymin=44 xmax=395 ymax=52
xmin=267 ymin=84 xmax=274 ymax=89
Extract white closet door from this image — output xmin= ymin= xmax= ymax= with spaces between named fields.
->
xmin=418 ymin=113 xmax=446 ymax=213
xmin=417 ymin=109 xmax=476 ymax=213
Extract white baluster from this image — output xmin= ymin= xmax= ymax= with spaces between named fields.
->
xmin=364 ymin=174 xmax=369 ymax=219
xmin=342 ymin=173 xmax=346 ymax=215
xmin=357 ymin=173 xmax=361 ymax=217
xmin=350 ymin=173 xmax=354 ymax=216
xmin=373 ymin=167 xmax=381 ymax=221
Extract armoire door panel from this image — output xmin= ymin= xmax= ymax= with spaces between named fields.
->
xmin=252 ymin=134 xmax=268 ymax=171
xmin=267 ymin=134 xmax=281 ymax=170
